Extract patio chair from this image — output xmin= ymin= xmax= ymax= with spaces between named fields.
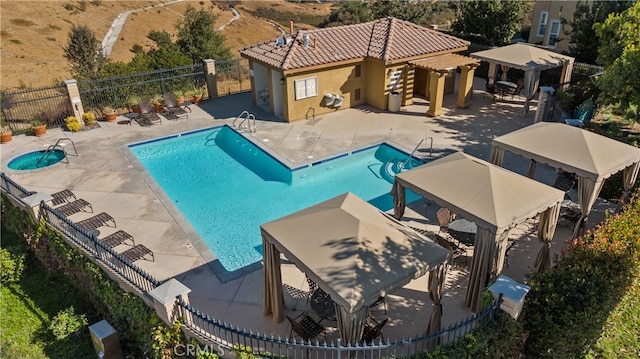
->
xmin=361 ymin=317 xmax=388 ymax=345
xmin=101 ymin=230 xmax=135 ymax=248
xmin=138 ymin=99 xmax=162 ymax=126
xmin=368 ymin=296 xmax=387 ymax=315
xmin=54 ymin=198 xmax=93 ymax=216
xmin=553 ymin=171 xmax=576 ymax=199
xmin=76 ymin=212 xmax=116 ymax=230
xmin=565 ymin=98 xmax=595 ymax=128
xmin=163 ymin=93 xmax=191 ymax=120
xmin=51 ymin=189 xmax=76 ymax=206
xmin=286 ymin=313 xmax=325 ymax=342
xmin=305 ymin=273 xmax=320 ymax=303
xmin=120 ymin=244 xmax=154 ymax=262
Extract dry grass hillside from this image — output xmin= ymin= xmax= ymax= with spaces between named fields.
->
xmin=0 ymin=0 xmax=334 ymax=91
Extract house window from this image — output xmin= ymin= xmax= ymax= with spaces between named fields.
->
xmin=548 ymin=20 xmax=561 ymax=48
xmin=537 ymin=11 xmax=548 ymax=37
xmin=294 ymin=77 xmax=318 ymax=100
xmin=355 ymin=88 xmax=361 ymax=101
xmin=355 ymin=65 xmax=361 ymax=78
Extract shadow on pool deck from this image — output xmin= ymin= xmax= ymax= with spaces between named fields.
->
xmin=0 ymin=78 xmax=617 ymax=341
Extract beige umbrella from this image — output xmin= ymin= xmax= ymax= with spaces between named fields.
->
xmin=393 ymin=152 xmax=564 ymax=311
xmin=491 ymin=122 xmax=640 ymax=237
xmin=262 ymin=192 xmax=449 ymax=344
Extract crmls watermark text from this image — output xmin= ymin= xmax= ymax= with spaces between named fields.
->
xmin=174 ymin=344 xmax=225 ymax=357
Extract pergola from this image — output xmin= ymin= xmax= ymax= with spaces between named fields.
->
xmin=261 ymin=192 xmax=450 ymax=345
xmin=471 ymin=43 xmax=575 ymax=115
xmin=392 ymin=152 xmax=565 ymax=312
xmin=490 ymin=122 xmax=640 ymax=238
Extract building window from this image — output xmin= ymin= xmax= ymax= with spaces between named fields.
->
xmin=355 ymin=88 xmax=361 ymax=101
xmin=294 ymin=77 xmax=318 ymax=100
xmin=537 ymin=11 xmax=548 ymax=37
xmin=355 ymin=65 xmax=361 ymax=78
xmin=548 ymin=20 xmax=561 ymax=48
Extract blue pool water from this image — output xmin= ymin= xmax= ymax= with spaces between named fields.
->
xmin=129 ymin=126 xmax=421 ymax=273
xmin=8 ymin=150 xmax=66 ymax=170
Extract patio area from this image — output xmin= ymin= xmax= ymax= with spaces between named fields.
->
xmin=0 ymin=78 xmax=616 ymax=342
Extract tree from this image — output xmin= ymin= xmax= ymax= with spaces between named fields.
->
xmin=175 ymin=5 xmax=232 ymax=63
xmin=567 ymin=1 xmax=635 ymax=63
xmin=370 ymin=0 xmax=438 ymax=26
xmin=451 ymin=0 xmax=530 ymax=46
xmin=595 ymin=2 xmax=640 ymax=120
xmin=322 ymin=1 xmax=372 ymax=27
xmin=63 ymin=24 xmax=108 ymax=80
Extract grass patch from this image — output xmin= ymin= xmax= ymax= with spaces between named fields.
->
xmin=9 ymin=39 xmax=22 ymax=45
xmin=0 ymin=231 xmax=96 ymax=358
xmin=48 ymin=24 xmax=62 ymax=31
xmin=46 ymin=37 xmax=56 ymax=42
xmin=10 ymin=19 xmax=36 ymax=27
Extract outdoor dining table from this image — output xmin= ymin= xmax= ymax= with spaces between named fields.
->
xmin=310 ymin=288 xmax=337 ymax=322
xmin=447 ymin=219 xmax=477 ymax=245
xmin=495 ymin=81 xmax=518 ymax=99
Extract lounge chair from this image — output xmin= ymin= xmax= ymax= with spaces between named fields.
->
xmin=138 ymin=99 xmax=162 ymax=126
xmin=101 ymin=230 xmax=135 ymax=248
xmin=76 ymin=212 xmax=116 ymax=230
xmin=163 ymin=93 xmax=191 ymax=120
xmin=565 ymin=98 xmax=595 ymax=128
xmin=120 ymin=244 xmax=154 ymax=262
xmin=55 ymin=198 xmax=93 ymax=216
xmin=51 ymin=189 xmax=76 ymax=206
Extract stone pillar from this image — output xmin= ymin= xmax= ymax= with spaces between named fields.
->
xmin=20 ymin=193 xmax=53 ymax=222
xmin=203 ymin=59 xmax=218 ymax=99
xmin=64 ymin=79 xmax=84 ymax=121
xmin=534 ymin=86 xmax=556 ymax=123
xmin=456 ymin=64 xmax=478 ymax=109
xmin=148 ymin=279 xmax=192 ymax=325
xmin=427 ymin=70 xmax=448 ymax=117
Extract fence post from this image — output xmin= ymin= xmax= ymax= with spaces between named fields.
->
xmin=64 ymin=79 xmax=85 ymax=120
xmin=148 ymin=278 xmax=192 ymax=325
xmin=534 ymin=86 xmax=555 ymax=124
xmin=203 ymin=59 xmax=218 ymax=99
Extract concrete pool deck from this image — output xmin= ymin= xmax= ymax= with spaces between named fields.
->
xmin=0 ymin=79 xmax=616 ymax=341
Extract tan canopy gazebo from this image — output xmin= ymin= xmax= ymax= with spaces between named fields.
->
xmin=262 ymin=192 xmax=450 ymax=345
xmin=472 ymin=43 xmax=575 ymax=115
xmin=392 ymin=152 xmax=565 ymax=312
xmin=490 ymin=122 xmax=640 ymax=238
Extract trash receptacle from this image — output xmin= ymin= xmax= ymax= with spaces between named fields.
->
xmin=388 ymin=91 xmax=402 ymax=112
xmin=89 ymin=320 xmax=124 ymax=359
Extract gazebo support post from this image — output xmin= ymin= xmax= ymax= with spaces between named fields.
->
xmin=456 ymin=64 xmax=479 ymax=109
xmin=427 ymin=70 xmax=449 ymax=117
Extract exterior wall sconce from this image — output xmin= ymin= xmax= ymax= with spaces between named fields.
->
xmin=280 ymin=77 xmax=285 ymax=85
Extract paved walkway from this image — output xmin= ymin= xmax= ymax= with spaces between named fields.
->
xmin=0 ymin=80 xmax=615 ymax=341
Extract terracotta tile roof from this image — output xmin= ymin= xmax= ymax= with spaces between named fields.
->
xmin=240 ymin=17 xmax=470 ymax=72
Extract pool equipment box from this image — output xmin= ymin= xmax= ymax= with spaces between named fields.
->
xmin=488 ymin=275 xmax=531 ymax=320
xmin=88 ymin=320 xmax=124 ymax=359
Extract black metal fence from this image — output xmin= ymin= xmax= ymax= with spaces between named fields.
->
xmin=215 ymin=58 xmax=251 ymax=96
xmin=176 ymin=294 xmax=503 ymax=359
xmin=0 ymin=172 xmax=36 ymax=198
xmin=78 ymin=63 xmax=206 ymax=116
xmin=0 ymin=84 xmax=73 ymax=131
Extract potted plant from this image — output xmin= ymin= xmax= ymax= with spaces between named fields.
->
xmin=188 ymin=86 xmax=204 ymax=105
xmin=102 ymin=106 xmax=117 ymax=122
xmin=126 ymin=96 xmax=141 ymax=114
xmin=152 ymin=94 xmax=164 ymax=112
xmin=173 ymin=90 xmax=185 ymax=106
xmin=1 ymin=125 xmax=12 ymax=144
xmin=31 ymin=119 xmax=47 ymax=137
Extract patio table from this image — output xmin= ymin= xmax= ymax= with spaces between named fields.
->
xmin=495 ymin=81 xmax=517 ymax=99
xmin=447 ymin=219 xmax=477 ymax=246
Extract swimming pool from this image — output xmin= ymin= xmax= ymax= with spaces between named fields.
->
xmin=129 ymin=125 xmax=422 ymax=273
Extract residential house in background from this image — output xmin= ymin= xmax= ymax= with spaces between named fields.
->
xmin=528 ymin=1 xmax=579 ymax=53
xmin=240 ymin=17 xmax=480 ymax=122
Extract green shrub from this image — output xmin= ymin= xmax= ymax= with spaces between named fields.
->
xmin=82 ymin=112 xmax=96 ymax=125
xmin=0 ymin=247 xmax=25 ymax=283
xmin=64 ymin=116 xmax=81 ymax=132
xmin=49 ymin=307 xmax=88 ymax=340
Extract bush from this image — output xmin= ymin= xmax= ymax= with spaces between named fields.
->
xmin=49 ymin=307 xmax=88 ymax=340
xmin=81 ymin=112 xmax=96 ymax=125
xmin=64 ymin=116 xmax=81 ymax=132
xmin=0 ymin=247 xmax=25 ymax=283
